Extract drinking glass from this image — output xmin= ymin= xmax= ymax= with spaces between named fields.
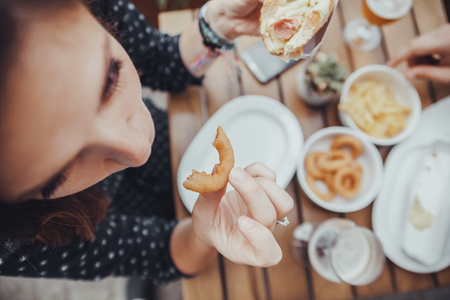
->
xmin=343 ymin=0 xmax=413 ymax=52
xmin=292 ymin=218 xmax=385 ymax=285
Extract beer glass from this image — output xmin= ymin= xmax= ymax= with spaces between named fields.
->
xmin=292 ymin=218 xmax=385 ymax=285
xmin=343 ymin=0 xmax=413 ymax=51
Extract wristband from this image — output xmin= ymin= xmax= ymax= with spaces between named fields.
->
xmin=198 ymin=4 xmax=235 ymax=52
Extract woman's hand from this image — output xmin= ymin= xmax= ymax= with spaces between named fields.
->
xmin=191 ymin=162 xmax=294 ymax=267
xmin=206 ymin=0 xmax=264 ymax=40
xmin=387 ymin=24 xmax=450 ymax=84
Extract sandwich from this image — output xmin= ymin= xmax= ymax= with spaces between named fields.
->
xmin=260 ymin=0 xmax=334 ymax=60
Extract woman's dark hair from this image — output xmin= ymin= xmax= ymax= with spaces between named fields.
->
xmin=0 ymin=187 xmax=111 ymax=245
xmin=0 ymin=0 xmax=111 ymax=246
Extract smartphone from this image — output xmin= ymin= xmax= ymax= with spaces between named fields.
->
xmin=241 ymin=41 xmax=299 ymax=84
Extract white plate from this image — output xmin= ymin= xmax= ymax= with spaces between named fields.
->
xmin=372 ymin=97 xmax=450 ymax=273
xmin=177 ymin=95 xmax=304 ymax=213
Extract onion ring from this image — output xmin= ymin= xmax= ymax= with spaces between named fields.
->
xmin=332 ymin=165 xmax=362 ymax=199
xmin=183 ymin=126 xmax=235 ymax=194
xmin=330 ymin=135 xmax=363 ymax=158
xmin=306 ymin=174 xmax=335 ymax=202
xmin=323 ymin=171 xmax=336 ymax=192
xmin=316 ymin=150 xmax=352 ymax=172
xmin=304 ymin=152 xmax=327 ymax=179
xmin=303 ymin=135 xmax=365 ymax=202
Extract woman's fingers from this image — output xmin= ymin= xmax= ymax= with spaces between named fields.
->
xmin=238 ymin=216 xmax=282 ymax=267
xmin=229 ymin=165 xmax=294 ymax=229
xmin=229 ymin=167 xmax=277 ymax=228
xmin=244 ymin=161 xmax=277 ymax=181
xmin=387 ymin=46 xmax=411 ymax=67
xmin=406 ymin=65 xmax=450 ymax=83
xmin=254 ymin=177 xmax=294 ymax=221
xmin=388 ymin=26 xmax=449 ymax=67
xmin=244 ymin=162 xmax=293 ymax=222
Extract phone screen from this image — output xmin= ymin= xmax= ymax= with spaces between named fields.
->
xmin=240 ymin=41 xmax=299 ymax=84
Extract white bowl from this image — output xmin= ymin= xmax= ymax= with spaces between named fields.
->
xmin=297 ymin=126 xmax=384 ymax=213
xmin=339 ymin=65 xmax=421 ymax=146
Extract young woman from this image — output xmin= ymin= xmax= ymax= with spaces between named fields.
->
xmin=0 ymin=0 xmax=293 ymax=283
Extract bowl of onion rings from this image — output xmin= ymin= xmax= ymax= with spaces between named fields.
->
xmin=297 ymin=126 xmax=384 ymax=213
xmin=338 ymin=64 xmax=421 ymax=146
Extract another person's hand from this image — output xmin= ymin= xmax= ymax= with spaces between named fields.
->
xmin=387 ymin=24 xmax=450 ymax=84
xmin=191 ymin=162 xmax=294 ymax=267
xmin=206 ymin=0 xmax=264 ymax=40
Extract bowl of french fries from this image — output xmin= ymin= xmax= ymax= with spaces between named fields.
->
xmin=338 ymin=65 xmax=421 ymax=146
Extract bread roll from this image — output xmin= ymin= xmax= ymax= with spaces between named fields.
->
xmin=260 ymin=0 xmax=334 ymax=60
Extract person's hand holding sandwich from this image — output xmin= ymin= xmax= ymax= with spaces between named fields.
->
xmin=202 ymin=0 xmax=335 ymax=60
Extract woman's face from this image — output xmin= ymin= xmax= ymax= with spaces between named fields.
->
xmin=0 ymin=4 xmax=154 ymax=202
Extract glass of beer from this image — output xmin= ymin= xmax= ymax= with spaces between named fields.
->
xmin=292 ymin=218 xmax=385 ymax=285
xmin=343 ymin=0 xmax=413 ymax=52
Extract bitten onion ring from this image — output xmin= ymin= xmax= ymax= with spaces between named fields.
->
xmin=183 ymin=126 xmax=235 ymax=194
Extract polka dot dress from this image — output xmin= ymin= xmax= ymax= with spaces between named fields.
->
xmin=101 ymin=99 xmax=176 ymax=220
xmin=0 ymin=0 xmax=202 ymax=283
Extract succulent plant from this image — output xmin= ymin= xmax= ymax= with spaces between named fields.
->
xmin=305 ymin=52 xmax=349 ymax=98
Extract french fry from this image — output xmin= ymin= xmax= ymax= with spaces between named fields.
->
xmin=339 ymin=79 xmax=411 ymax=139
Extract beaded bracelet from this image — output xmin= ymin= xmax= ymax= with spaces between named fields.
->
xmin=198 ymin=4 xmax=235 ymax=52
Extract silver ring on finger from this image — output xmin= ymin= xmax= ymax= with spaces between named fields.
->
xmin=276 ymin=217 xmax=290 ymax=227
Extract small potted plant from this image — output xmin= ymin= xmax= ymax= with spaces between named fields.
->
xmin=296 ymin=52 xmax=349 ymax=107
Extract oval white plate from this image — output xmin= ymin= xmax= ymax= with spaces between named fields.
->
xmin=372 ymin=97 xmax=450 ymax=273
xmin=177 ymin=95 xmax=304 ymax=213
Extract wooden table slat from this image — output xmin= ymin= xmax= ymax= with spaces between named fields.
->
xmin=339 ymin=0 xmax=385 ymax=67
xmin=266 ymin=183 xmax=311 ymax=300
xmin=222 ymin=260 xmax=267 ymax=300
xmin=202 ymin=34 xmax=269 ymax=300
xmin=159 ymin=10 xmax=225 ymax=300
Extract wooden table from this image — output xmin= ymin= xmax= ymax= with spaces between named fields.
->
xmin=158 ymin=1 xmax=450 ymax=299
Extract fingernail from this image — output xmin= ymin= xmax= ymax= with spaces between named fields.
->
xmin=239 ymin=216 xmax=254 ymax=230
xmin=230 ymin=167 xmax=245 ymax=182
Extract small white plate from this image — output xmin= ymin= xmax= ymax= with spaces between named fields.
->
xmin=177 ymin=95 xmax=304 ymax=213
xmin=297 ymin=126 xmax=384 ymax=213
xmin=372 ymin=97 xmax=450 ymax=273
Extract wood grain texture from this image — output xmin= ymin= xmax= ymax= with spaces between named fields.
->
xmin=267 ymin=183 xmax=311 ymax=300
xmin=159 ymin=10 xmax=224 ymax=300
xmin=203 ymin=32 xmax=268 ymax=300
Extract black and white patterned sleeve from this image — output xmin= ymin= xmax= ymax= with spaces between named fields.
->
xmin=90 ymin=0 xmax=203 ymax=93
xmin=0 ymin=214 xmax=184 ymax=284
